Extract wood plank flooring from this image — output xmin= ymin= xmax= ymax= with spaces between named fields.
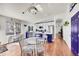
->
xmin=0 ymin=36 xmax=73 ymax=56
xmin=44 ymin=37 xmax=73 ymax=56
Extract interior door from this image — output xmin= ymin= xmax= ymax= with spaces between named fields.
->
xmin=77 ymin=12 xmax=79 ymax=55
xmin=71 ymin=11 xmax=79 ymax=56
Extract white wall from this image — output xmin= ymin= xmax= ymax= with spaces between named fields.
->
xmin=63 ymin=12 xmax=71 ymax=49
xmin=0 ymin=15 xmax=9 ymax=44
xmin=54 ymin=4 xmax=71 ymax=49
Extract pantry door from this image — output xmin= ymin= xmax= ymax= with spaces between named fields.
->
xmin=71 ymin=11 xmax=79 ymax=56
xmin=77 ymin=12 xmax=79 ymax=56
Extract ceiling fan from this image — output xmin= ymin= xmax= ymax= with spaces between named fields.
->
xmin=22 ymin=3 xmax=43 ymax=15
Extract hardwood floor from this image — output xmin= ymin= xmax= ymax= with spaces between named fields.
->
xmin=0 ymin=36 xmax=73 ymax=56
xmin=22 ymin=36 xmax=73 ymax=56
xmin=44 ymin=37 xmax=73 ymax=56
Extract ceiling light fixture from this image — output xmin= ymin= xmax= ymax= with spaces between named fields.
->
xmin=29 ymin=4 xmax=43 ymax=15
xmin=22 ymin=4 xmax=43 ymax=15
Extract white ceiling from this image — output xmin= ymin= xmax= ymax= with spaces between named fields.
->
xmin=0 ymin=3 xmax=68 ymax=23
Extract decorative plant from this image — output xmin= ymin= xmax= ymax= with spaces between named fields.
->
xmin=64 ymin=21 xmax=69 ymax=26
